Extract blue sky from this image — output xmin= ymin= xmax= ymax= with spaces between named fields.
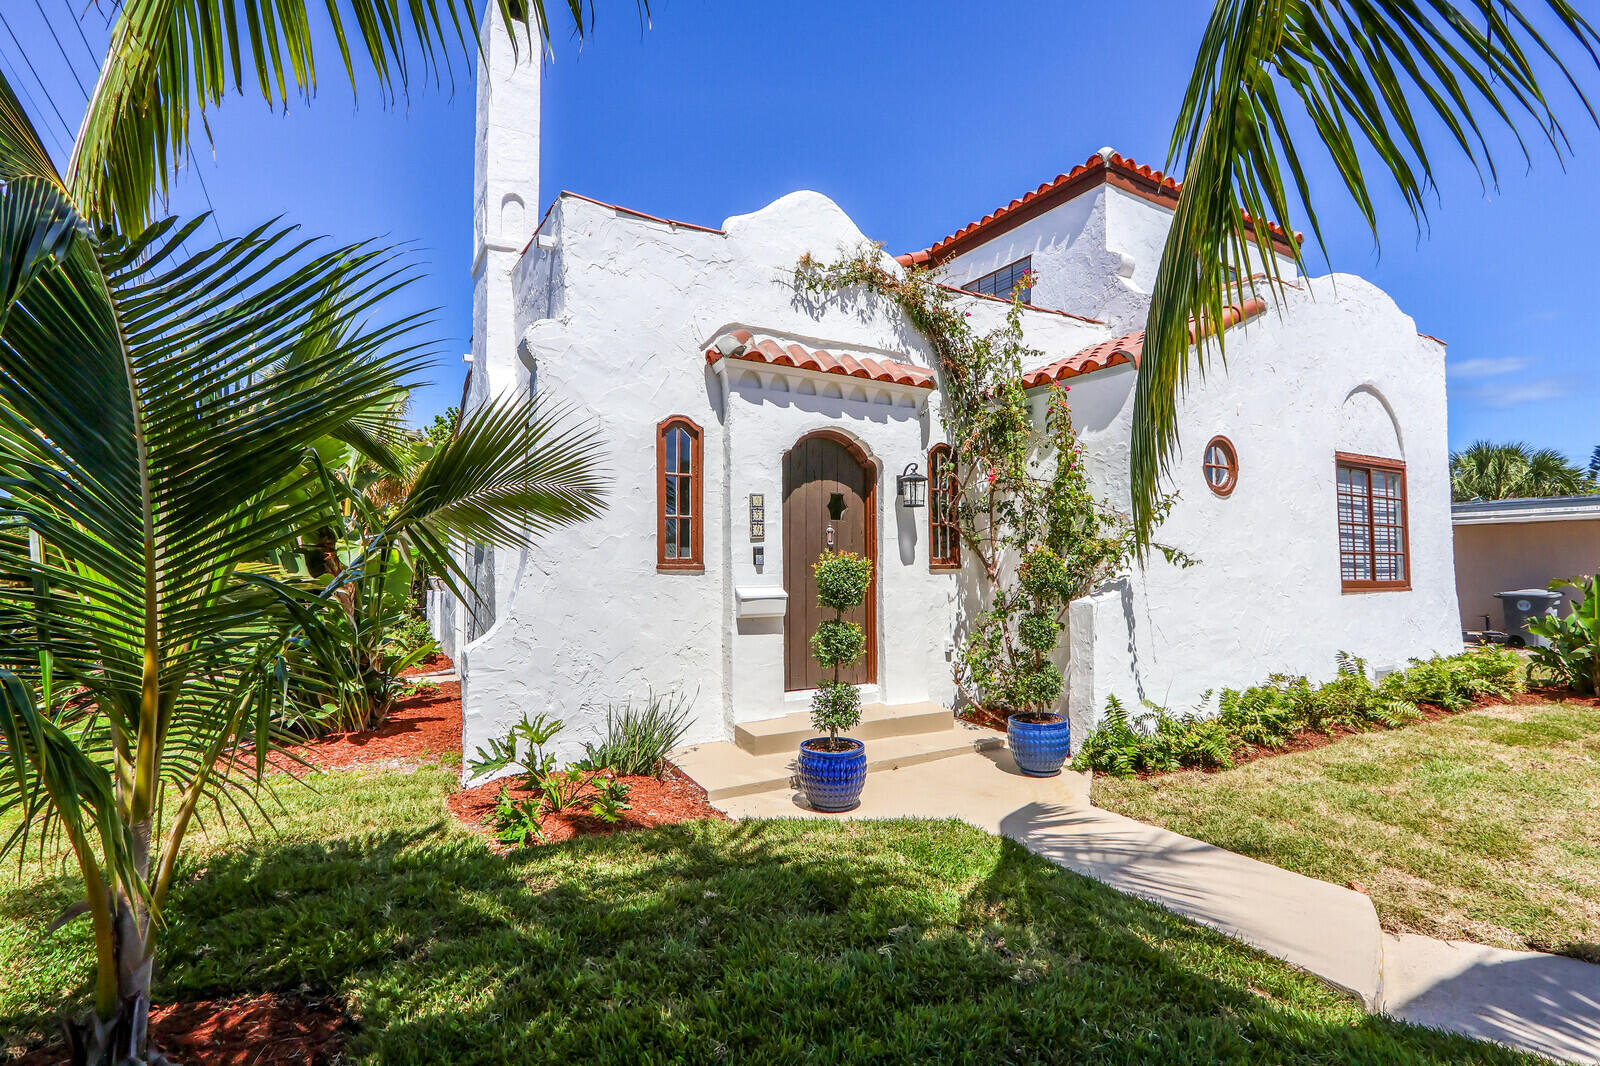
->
xmin=5 ymin=1 xmax=1597 ymax=464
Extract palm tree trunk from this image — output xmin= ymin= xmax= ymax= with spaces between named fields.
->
xmin=65 ymin=900 xmax=157 ymax=1065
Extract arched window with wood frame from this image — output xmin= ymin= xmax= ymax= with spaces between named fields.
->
xmin=657 ymin=416 xmax=703 ymax=571
xmin=928 ymin=443 xmax=960 ymax=570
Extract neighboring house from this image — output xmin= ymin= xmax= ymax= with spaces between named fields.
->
xmin=1453 ymin=496 xmax=1600 ymax=633
xmin=438 ymin=15 xmax=1462 ymax=771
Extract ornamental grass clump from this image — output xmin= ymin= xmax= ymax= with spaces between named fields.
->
xmin=579 ymin=688 xmax=696 ymax=777
xmin=809 ymin=550 xmax=873 ymax=750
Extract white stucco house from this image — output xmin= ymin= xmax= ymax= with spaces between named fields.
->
xmin=433 ymin=16 xmax=1462 ymax=772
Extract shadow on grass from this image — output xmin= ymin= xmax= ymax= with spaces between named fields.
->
xmin=15 ymin=813 xmax=1539 ymax=1065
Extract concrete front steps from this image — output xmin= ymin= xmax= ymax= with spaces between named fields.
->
xmin=671 ymin=703 xmax=1000 ymax=802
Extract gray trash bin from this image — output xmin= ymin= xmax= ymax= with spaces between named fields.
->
xmin=1494 ymin=589 xmax=1563 ymax=648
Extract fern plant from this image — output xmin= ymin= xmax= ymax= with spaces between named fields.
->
xmin=1074 ymin=649 xmax=1527 ymax=777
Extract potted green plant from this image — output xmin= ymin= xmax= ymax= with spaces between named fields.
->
xmin=797 ymin=550 xmax=873 ymax=811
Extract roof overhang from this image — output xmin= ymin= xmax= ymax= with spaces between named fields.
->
xmin=1452 ymin=495 xmax=1600 ymax=525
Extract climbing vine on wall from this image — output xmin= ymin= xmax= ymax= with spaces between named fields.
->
xmin=794 ymin=245 xmax=1191 ymax=718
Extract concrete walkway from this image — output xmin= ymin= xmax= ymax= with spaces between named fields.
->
xmin=709 ymin=749 xmax=1600 ymax=1063
xmin=719 ymin=750 xmax=1383 ymax=1008
xmin=1385 ymin=934 xmax=1600 ymax=1064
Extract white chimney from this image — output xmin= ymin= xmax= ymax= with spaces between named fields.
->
xmin=470 ymin=3 xmax=542 ymax=408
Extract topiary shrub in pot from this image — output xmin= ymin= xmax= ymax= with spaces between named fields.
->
xmin=798 ymin=550 xmax=873 ymax=811
xmin=1003 ymin=549 xmax=1072 ymax=776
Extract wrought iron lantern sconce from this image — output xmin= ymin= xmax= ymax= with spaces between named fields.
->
xmin=897 ymin=462 xmax=928 ymax=508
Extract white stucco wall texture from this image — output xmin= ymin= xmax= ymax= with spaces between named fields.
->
xmin=451 ymin=195 xmax=1458 ymax=777
xmin=939 ymin=182 xmax=1299 ymax=333
xmin=1051 ymin=280 xmax=1460 ymax=736
xmin=452 ymin=51 xmax=1458 ymax=777
xmin=458 ymin=191 xmax=1034 ymax=773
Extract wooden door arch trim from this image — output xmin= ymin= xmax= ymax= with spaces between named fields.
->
xmin=782 ymin=428 xmax=879 ymax=688
xmin=784 ymin=427 xmax=877 ymax=471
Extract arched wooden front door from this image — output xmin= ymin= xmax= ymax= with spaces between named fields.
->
xmin=783 ymin=432 xmax=877 ymax=691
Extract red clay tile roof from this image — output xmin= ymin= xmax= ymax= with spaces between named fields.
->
xmin=898 ymin=151 xmax=1301 ymax=268
xmin=1021 ymin=297 xmax=1268 ymax=389
xmin=705 ymin=330 xmax=936 ymax=389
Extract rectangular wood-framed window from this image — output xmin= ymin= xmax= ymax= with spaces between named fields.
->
xmin=928 ymin=443 xmax=960 ymax=571
xmin=964 ymin=256 xmax=1033 ymax=303
xmin=657 ymin=416 xmax=704 ymax=571
xmin=1336 ymin=452 xmax=1409 ymax=592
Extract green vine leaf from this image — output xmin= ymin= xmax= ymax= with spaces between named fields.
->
xmin=795 ymin=246 xmax=1191 ymax=719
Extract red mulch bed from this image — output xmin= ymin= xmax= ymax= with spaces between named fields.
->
xmin=400 ymin=651 xmax=454 ymax=677
xmin=1516 ymin=685 xmax=1600 ymax=708
xmin=266 ymin=682 xmax=723 ymax=844
xmin=270 ymin=681 xmax=463 ymax=775
xmin=15 ymin=992 xmax=351 ymax=1066
xmin=448 ymin=762 xmax=726 ymax=847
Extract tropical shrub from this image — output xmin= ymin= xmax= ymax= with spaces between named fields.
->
xmin=1072 ymin=696 xmax=1142 ymax=777
xmin=1073 ymin=696 xmax=1235 ymax=776
xmin=579 ymin=688 xmax=695 ymax=777
xmin=588 ymin=776 xmax=634 ymax=823
xmin=809 ymin=551 xmax=873 ymax=746
xmin=387 ymin=610 xmax=438 ymax=663
xmin=1313 ymin=653 xmax=1421 ymax=731
xmin=539 ymin=768 xmax=594 ymax=813
xmin=492 ymin=786 xmax=548 ymax=847
xmin=471 ymin=712 xmax=639 ymax=845
xmin=1213 ymin=675 xmax=1313 ymax=748
xmin=468 ymin=712 xmax=565 ymax=787
xmin=0 ymin=144 xmax=603 ymax=1065
xmin=1075 ymin=649 xmax=1526 ymax=776
xmin=1529 ymin=576 xmax=1600 ymax=695
xmin=1385 ymin=648 xmax=1527 ymax=709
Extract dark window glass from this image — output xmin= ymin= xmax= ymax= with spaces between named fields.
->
xmin=1337 ymin=458 xmax=1407 ymax=590
xmin=964 ymin=257 xmax=1033 ymax=303
xmin=929 ymin=445 xmax=960 ymax=569
xmin=659 ymin=419 xmax=702 ymax=568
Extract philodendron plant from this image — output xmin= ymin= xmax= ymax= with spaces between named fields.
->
xmin=1528 ymin=574 xmax=1600 ymax=695
xmin=809 ymin=550 xmax=873 ymax=750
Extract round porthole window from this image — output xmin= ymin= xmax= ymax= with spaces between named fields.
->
xmin=1203 ymin=436 xmax=1238 ymax=497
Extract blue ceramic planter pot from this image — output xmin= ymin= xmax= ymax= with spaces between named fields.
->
xmin=1007 ymin=713 xmax=1071 ymax=777
xmin=797 ymin=737 xmax=867 ymax=811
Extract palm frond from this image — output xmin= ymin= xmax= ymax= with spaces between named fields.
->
xmin=386 ymin=394 xmax=608 ymax=606
xmin=1450 ymin=438 xmax=1594 ymax=499
xmin=68 ymin=0 xmax=650 ymax=231
xmin=1133 ymin=0 xmax=1600 ymax=541
xmin=2 ymin=64 xmax=449 ymax=941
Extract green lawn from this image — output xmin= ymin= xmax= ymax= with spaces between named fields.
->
xmin=3 ymin=764 xmax=1536 ymax=1064
xmin=1094 ymin=699 xmax=1600 ymax=961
